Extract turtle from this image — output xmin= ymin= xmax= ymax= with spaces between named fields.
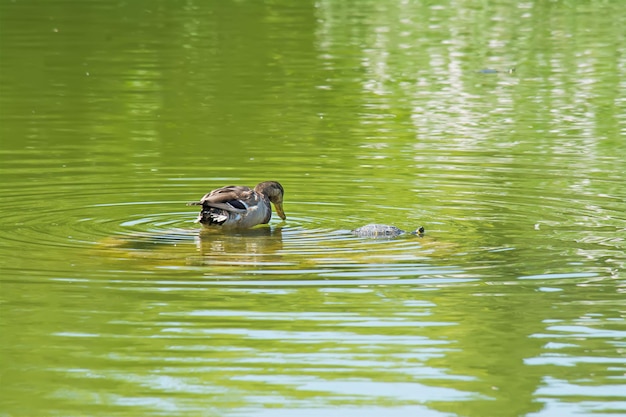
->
xmin=351 ymin=224 xmax=425 ymax=238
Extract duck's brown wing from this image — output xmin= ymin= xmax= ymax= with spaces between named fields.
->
xmin=189 ymin=185 xmax=255 ymax=213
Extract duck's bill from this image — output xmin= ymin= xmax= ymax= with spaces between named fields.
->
xmin=274 ymin=203 xmax=286 ymax=220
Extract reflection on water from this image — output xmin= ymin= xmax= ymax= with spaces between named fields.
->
xmin=1 ymin=0 xmax=625 ymax=416
xmin=196 ymin=227 xmax=285 ymax=265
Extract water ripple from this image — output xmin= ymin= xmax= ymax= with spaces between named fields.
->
xmin=1 ymin=145 xmax=624 ymax=289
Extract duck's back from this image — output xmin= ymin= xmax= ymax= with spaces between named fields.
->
xmin=193 ymin=185 xmax=270 ymax=228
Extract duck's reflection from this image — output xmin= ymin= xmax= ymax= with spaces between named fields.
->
xmin=196 ymin=226 xmax=284 ymax=265
xmin=99 ymin=226 xmax=284 ymax=267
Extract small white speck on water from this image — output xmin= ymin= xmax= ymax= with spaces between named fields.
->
xmin=534 ymin=223 xmax=540 ymax=230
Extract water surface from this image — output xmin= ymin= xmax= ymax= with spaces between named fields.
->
xmin=1 ymin=1 xmax=625 ymax=416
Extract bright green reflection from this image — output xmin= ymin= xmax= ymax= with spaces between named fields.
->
xmin=0 ymin=0 xmax=624 ymax=416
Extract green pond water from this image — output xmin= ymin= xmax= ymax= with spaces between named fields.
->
xmin=1 ymin=0 xmax=625 ymax=416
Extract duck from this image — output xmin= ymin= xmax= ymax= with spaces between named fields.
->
xmin=187 ymin=181 xmax=286 ymax=229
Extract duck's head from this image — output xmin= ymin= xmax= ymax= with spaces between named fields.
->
xmin=255 ymin=181 xmax=286 ymax=220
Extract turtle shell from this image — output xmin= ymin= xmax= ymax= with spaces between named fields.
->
xmin=352 ymin=224 xmax=406 ymax=238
